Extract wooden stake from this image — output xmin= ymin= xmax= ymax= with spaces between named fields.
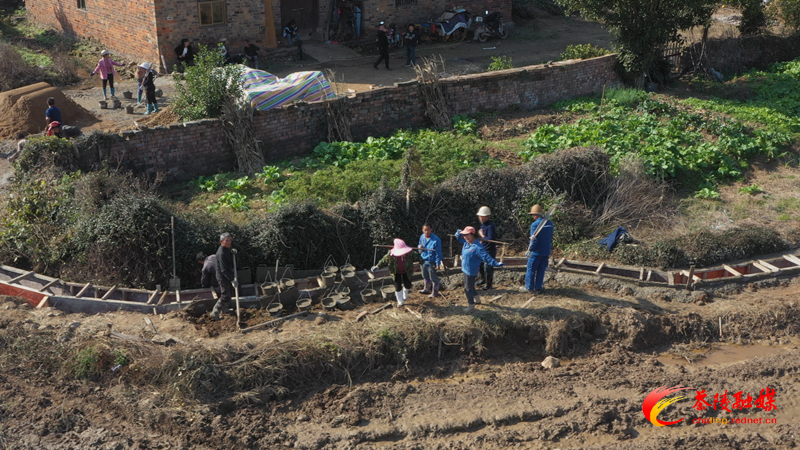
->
xmin=156 ymin=290 xmax=169 ymax=306
xmin=685 ymin=265 xmax=695 ymax=290
xmin=147 ymin=286 xmax=161 ymax=305
xmin=37 ymin=278 xmax=60 ymax=293
xmin=144 ymin=317 xmax=157 ymax=333
xmin=719 ymin=317 xmax=723 ymax=339
xmin=487 ymin=294 xmax=504 ymax=304
xmin=36 ymin=296 xmax=50 ymax=309
xmin=8 ymin=271 xmax=34 ymax=284
xmin=101 ymin=285 xmax=118 ymax=300
xmin=515 ymin=296 xmax=536 ymax=312
xmin=75 ymin=283 xmax=92 ymax=298
xmin=241 ymin=312 xmax=306 ymax=333
xmin=405 ymin=306 xmax=422 ymax=319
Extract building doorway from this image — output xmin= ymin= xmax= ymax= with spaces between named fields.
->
xmin=281 ymin=0 xmax=319 ymax=31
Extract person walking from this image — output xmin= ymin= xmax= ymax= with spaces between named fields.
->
xmin=524 ymin=204 xmax=554 ymax=294
xmin=45 ymin=97 xmax=61 ymax=125
xmin=372 ymin=239 xmax=424 ymax=307
xmin=418 ymin=223 xmax=443 ymax=297
xmin=174 ymin=38 xmax=195 ymax=71
xmin=211 ymin=233 xmax=237 ymax=320
xmin=373 ymin=23 xmax=392 ymax=71
xmin=476 ymin=206 xmax=497 ymax=290
xmin=455 ymin=227 xmax=504 ymax=311
xmin=138 ymin=62 xmax=159 ymax=115
xmin=403 ymin=23 xmax=419 ymax=67
xmin=198 ymin=252 xmax=219 ymax=295
xmin=90 ymin=50 xmax=124 ymax=100
xmin=243 ymin=39 xmax=260 ymax=69
xmin=284 ymin=20 xmax=299 ymax=47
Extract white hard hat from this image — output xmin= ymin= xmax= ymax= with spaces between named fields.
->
xmin=138 ymin=62 xmax=152 ymax=70
xmin=477 ymin=206 xmax=492 ymax=216
xmin=101 ymin=50 xmax=110 ymax=56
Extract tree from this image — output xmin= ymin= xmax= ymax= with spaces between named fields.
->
xmin=772 ymin=0 xmax=800 ymax=31
xmin=735 ymin=0 xmax=767 ymax=35
xmin=556 ymin=0 xmax=716 ymax=85
xmin=172 ymin=44 xmax=243 ymax=120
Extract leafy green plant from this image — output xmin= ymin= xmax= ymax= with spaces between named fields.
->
xmin=256 ymin=165 xmax=284 ymax=184
xmin=487 ymin=55 xmax=514 ymax=71
xmin=694 ymin=188 xmax=721 ymax=200
xmin=452 ymin=115 xmax=477 ymax=135
xmin=214 ymin=192 xmax=250 ymax=212
xmin=560 ymin=43 xmax=610 ymax=60
xmin=739 ymin=183 xmax=763 ymax=195
xmin=226 ymin=176 xmax=251 ymax=192
xmin=192 ymin=173 xmax=229 ymax=192
xmin=172 ymin=44 xmax=244 ymax=120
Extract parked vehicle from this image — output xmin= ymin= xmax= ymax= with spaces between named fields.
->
xmin=428 ymin=8 xmax=471 ymax=41
xmin=387 ymin=23 xmax=404 ymax=48
xmin=473 ymin=11 xmax=508 ymax=42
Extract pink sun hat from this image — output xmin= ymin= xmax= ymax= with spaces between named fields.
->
xmin=390 ymin=238 xmax=414 ymax=256
xmin=461 ymin=226 xmax=477 ymax=235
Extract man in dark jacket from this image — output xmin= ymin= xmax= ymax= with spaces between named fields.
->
xmin=373 ymin=23 xmax=392 ymax=71
xmin=243 ymin=39 xmax=260 ymax=69
xmin=175 ymin=38 xmax=194 ymax=72
xmin=211 ymin=233 xmax=236 ymax=319
xmin=404 ymin=23 xmax=419 ymax=67
xmin=476 ymin=206 xmax=498 ymax=290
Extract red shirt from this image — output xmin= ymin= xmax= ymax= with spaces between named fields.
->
xmin=395 ymin=255 xmax=406 ymax=274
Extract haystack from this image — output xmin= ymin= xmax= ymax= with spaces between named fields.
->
xmin=0 ymin=82 xmax=97 ymax=139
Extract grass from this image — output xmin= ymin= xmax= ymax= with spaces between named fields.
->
xmin=14 ymin=44 xmax=52 ymax=66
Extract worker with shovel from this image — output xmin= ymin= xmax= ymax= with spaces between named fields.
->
xmin=524 ymin=204 xmax=554 ymax=294
xmin=211 ymin=232 xmax=237 ymax=320
xmin=455 ymin=227 xmax=504 ymax=312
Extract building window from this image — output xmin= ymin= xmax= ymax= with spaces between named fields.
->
xmin=77 ymin=0 xmax=86 ymax=9
xmin=199 ymin=1 xmax=226 ymax=26
xmin=395 ymin=0 xmax=415 ymax=5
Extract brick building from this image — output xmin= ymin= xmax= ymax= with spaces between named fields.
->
xmin=27 ymin=0 xmax=511 ymax=70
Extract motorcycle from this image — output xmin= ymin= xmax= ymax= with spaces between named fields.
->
xmin=473 ymin=11 xmax=508 ymax=42
xmin=427 ymin=8 xmax=471 ymax=41
xmin=387 ymin=23 xmax=404 ymax=48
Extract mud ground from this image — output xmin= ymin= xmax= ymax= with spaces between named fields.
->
xmin=2 ymin=273 xmax=800 ymax=449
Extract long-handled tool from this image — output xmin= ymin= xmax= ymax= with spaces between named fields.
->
xmin=529 ymin=204 xmax=559 ymax=247
xmin=373 ymin=244 xmax=437 ymax=252
xmin=232 ymin=248 xmax=241 ymax=330
xmin=169 ymin=217 xmax=180 ymax=292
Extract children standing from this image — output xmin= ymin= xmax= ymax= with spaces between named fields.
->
xmin=455 ymin=227 xmax=504 ymax=311
xmin=138 ymin=62 xmax=159 ymax=115
xmin=418 ymin=224 xmax=443 ymax=297
xmin=91 ymin=50 xmax=124 ymax=100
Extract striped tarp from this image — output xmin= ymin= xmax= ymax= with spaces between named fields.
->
xmin=240 ymin=68 xmax=336 ymax=110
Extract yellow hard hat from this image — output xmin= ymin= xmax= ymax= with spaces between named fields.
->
xmin=529 ymin=204 xmax=544 ymax=215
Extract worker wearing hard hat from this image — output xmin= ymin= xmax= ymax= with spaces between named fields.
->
xmin=524 ymin=204 xmax=554 ymax=294
xmin=476 ymin=206 xmax=497 ymax=290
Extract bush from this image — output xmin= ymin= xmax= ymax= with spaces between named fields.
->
xmin=13 ymin=135 xmax=77 ymax=176
xmin=772 ymin=0 xmax=800 ymax=30
xmin=0 ymin=42 xmax=46 ymax=91
xmin=560 ymin=44 xmax=610 ymax=61
xmin=487 ymin=56 xmax=514 ymax=71
xmin=172 ymin=44 xmax=244 ymax=120
xmin=735 ymin=0 xmax=768 ymax=35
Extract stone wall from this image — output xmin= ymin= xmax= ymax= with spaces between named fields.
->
xmin=107 ymin=54 xmax=621 ymax=181
xmin=27 ymin=0 xmax=161 ymax=65
xmin=682 ymin=35 xmax=800 ymax=76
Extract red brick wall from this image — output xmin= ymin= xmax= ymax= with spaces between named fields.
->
xmin=103 ymin=55 xmax=621 ymax=181
xmin=27 ymin=0 xmax=161 ymax=67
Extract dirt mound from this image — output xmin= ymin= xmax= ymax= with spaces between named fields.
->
xmin=0 ymin=82 xmax=98 ymax=139
xmin=133 ymin=105 xmax=181 ymax=128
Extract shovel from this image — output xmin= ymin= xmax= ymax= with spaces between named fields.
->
xmin=169 ymin=217 xmax=180 ymax=293
xmin=232 ymin=248 xmax=241 ymax=330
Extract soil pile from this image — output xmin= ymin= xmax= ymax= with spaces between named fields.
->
xmin=133 ymin=105 xmax=181 ymax=128
xmin=0 ymin=82 xmax=98 ymax=139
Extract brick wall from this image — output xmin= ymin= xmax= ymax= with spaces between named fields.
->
xmin=27 ymin=0 xmax=161 ymax=65
xmin=103 ymin=55 xmax=621 ymax=181
xmin=360 ymin=0 xmax=511 ymax=35
xmin=156 ymin=0 xmax=268 ymax=68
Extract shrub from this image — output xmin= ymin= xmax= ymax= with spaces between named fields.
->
xmin=0 ymin=42 xmax=46 ymax=91
xmin=772 ymin=0 xmax=800 ymax=30
xmin=560 ymin=43 xmax=610 ymax=61
xmin=735 ymin=0 xmax=768 ymax=35
xmin=13 ymin=136 xmax=77 ymax=177
xmin=172 ymin=44 xmax=244 ymax=120
xmin=487 ymin=56 xmax=514 ymax=71
xmin=452 ymin=115 xmax=477 ymax=135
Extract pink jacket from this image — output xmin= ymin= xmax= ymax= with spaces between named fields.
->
xmin=92 ymin=57 xmax=124 ymax=79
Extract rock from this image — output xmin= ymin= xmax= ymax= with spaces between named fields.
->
xmin=541 ymin=356 xmax=561 ymax=369
xmin=620 ymin=287 xmax=634 ymax=297
xmin=692 ymin=291 xmax=709 ymax=304
xmin=331 ymin=415 xmax=346 ymax=427
xmin=2 ymin=302 xmax=16 ymax=310
xmin=68 ymin=322 xmax=82 ymax=330
xmin=296 ymin=414 xmax=310 ymax=422
xmin=314 ymin=315 xmax=327 ymax=326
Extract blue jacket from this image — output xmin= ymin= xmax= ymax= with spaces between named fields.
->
xmin=529 ymin=218 xmax=554 ymax=256
xmin=480 ymin=220 xmax=497 ymax=257
xmin=46 ymin=106 xmax=62 ymax=123
xmin=456 ymin=231 xmax=503 ymax=276
xmin=418 ymin=233 xmax=443 ymax=266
